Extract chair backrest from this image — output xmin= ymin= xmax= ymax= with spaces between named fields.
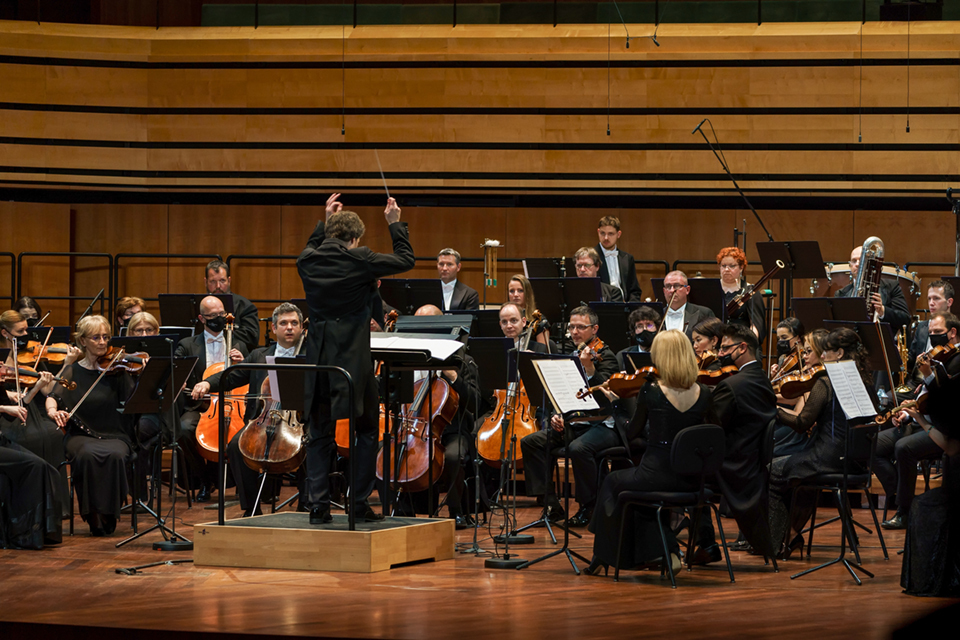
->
xmin=845 ymin=421 xmax=879 ymax=470
xmin=671 ymin=424 xmax=726 ymax=477
xmin=760 ymin=416 xmax=777 ymax=478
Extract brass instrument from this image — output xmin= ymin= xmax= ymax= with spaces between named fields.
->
xmin=894 ymin=325 xmax=913 ymax=397
xmin=854 ymin=236 xmax=885 ymax=321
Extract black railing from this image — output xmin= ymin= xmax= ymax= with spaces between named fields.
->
xmin=0 ymin=252 xmax=15 ymax=309
xmin=114 ymin=253 xmax=222 ymax=307
xmin=17 ymin=252 xmax=113 ymax=320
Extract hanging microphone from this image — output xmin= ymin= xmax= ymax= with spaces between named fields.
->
xmin=650 ymin=34 xmax=660 ymax=47
xmin=691 ymin=119 xmax=707 ymax=135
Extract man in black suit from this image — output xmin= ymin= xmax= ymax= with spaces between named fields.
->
xmin=834 ymin=243 xmax=910 ymax=336
xmin=204 ymin=259 xmax=260 ymax=354
xmin=574 ymin=247 xmax=623 ymax=303
xmin=662 ymin=270 xmax=715 ymax=340
xmin=904 ymin=280 xmax=954 ymax=390
xmin=519 ymin=305 xmax=620 ymax=527
xmin=437 ymin=248 xmax=479 ymax=311
xmin=175 ymin=295 xmax=249 ymax=501
xmin=191 ymin=302 xmax=304 ymax=517
xmin=595 ymin=215 xmax=643 ymax=302
xmin=694 ymin=323 xmax=778 ymax=564
xmin=876 ymin=311 xmax=960 ymax=530
xmin=297 ymin=193 xmax=415 ymax=524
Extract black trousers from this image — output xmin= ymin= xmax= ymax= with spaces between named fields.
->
xmin=873 ymin=427 xmax=943 ymax=515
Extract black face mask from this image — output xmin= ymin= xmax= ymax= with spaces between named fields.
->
xmin=204 ymin=315 xmax=226 ymax=334
xmin=718 ymin=348 xmax=739 ymax=369
xmin=15 ymin=335 xmax=30 ymax=350
xmin=636 ymin=330 xmax=656 ymax=349
xmin=930 ymin=333 xmax=950 ymax=348
xmin=776 ymin=339 xmax=792 ymax=357
xmin=25 ymin=317 xmax=37 ymax=327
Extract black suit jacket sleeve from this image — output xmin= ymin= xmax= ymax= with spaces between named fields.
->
xmin=879 ymin=280 xmax=910 ymax=334
xmin=231 ymin=294 xmax=260 ymax=353
xmin=595 ymin=243 xmax=643 ymax=302
xmin=448 ymin=354 xmax=482 ymax=433
xmin=600 ymin=282 xmax=624 ymax=303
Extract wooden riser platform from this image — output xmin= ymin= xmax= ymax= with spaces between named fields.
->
xmin=194 ymin=512 xmax=455 ymax=573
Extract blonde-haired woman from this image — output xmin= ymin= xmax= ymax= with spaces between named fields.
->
xmin=586 ymin=330 xmax=714 ymax=575
xmin=507 ymin=274 xmax=550 ymax=347
xmin=126 ymin=311 xmax=159 ymax=336
xmin=46 ymin=315 xmax=134 ymax=536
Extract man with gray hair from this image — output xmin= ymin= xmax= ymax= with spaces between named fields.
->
xmin=662 ymin=270 xmax=714 ymax=340
xmin=574 ymin=247 xmax=623 ymax=303
xmin=437 ymin=248 xmax=479 ymax=311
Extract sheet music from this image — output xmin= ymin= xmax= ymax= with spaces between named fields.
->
xmin=370 ymin=335 xmax=464 ymax=361
xmin=824 ymin=361 xmax=876 ymax=420
xmin=266 ymin=356 xmax=282 ymax=404
xmin=533 ymin=359 xmax=600 ymax=414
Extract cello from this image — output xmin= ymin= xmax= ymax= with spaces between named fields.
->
xmin=195 ymin=314 xmax=249 ymax=462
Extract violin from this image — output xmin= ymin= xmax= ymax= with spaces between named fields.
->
xmin=916 ymin=342 xmax=960 ymax=368
xmin=17 ymin=340 xmax=71 ymax=366
xmin=770 ymin=344 xmax=804 ymax=383
xmin=774 ymin=365 xmax=826 ymax=400
xmin=96 ymin=346 xmax=147 ymax=375
xmin=576 ymin=336 xmax=606 ymax=363
xmin=0 ymin=364 xmax=77 ymax=390
xmin=697 ymin=350 xmax=718 ymax=369
xmin=376 ymin=373 xmax=459 ymax=493
xmin=195 ymin=314 xmax=248 ymax=463
xmin=697 ymin=365 xmax=738 ymax=386
xmin=724 ymin=259 xmax=784 ymax=318
xmin=576 ymin=367 xmax=657 ymax=400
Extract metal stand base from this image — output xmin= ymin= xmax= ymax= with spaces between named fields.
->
xmin=153 ymin=539 xmax=194 ymax=552
xmin=493 ymin=533 xmax=535 ymax=545
xmin=485 ymin=555 xmax=527 ymax=569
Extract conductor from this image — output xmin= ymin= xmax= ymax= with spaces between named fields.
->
xmin=297 ymin=193 xmax=415 ymax=524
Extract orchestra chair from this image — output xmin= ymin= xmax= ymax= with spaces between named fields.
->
xmin=595 ymin=435 xmax=646 ymax=495
xmin=57 ymin=457 xmax=74 ymax=536
xmin=788 ymin=422 xmax=888 ymax=569
xmin=613 ymin=424 xmax=734 ymax=588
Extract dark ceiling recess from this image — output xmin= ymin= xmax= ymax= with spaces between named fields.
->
xmin=879 ymin=1 xmax=943 ymax=21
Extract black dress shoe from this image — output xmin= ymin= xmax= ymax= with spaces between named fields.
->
xmin=566 ymin=506 xmax=593 ymax=528
xmin=881 ymin=512 xmax=906 ymax=530
xmin=583 ymin=555 xmax=609 ymax=577
xmin=102 ymin=515 xmax=118 ymax=535
xmin=310 ymin=507 xmax=332 ymax=524
xmin=196 ymin=484 xmax=213 ymax=503
xmin=544 ymin=505 xmax=566 ymax=522
xmin=689 ymin=543 xmax=722 ymax=566
xmin=361 ymin=507 xmax=385 ymax=522
xmin=454 ymin=514 xmax=475 ymax=530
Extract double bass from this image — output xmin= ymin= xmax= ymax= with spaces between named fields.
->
xmin=195 ymin=314 xmax=248 ymax=462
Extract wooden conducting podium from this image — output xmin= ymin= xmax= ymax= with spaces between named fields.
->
xmin=193 ymin=335 xmax=465 ymax=573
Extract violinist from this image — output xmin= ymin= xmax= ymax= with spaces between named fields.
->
xmin=769 ymin=318 xmax=805 ymax=379
xmin=617 ymin=306 xmax=661 ymax=362
xmin=14 ymin=296 xmax=41 ymax=326
xmin=399 ymin=305 xmax=482 ymax=528
xmin=902 ymin=280 xmax=954 ymax=391
xmin=519 ymin=305 xmax=619 ymax=527
xmin=0 ymin=420 xmax=63 ymax=549
xmin=574 ymin=247 xmax=623 ymax=303
xmin=769 ymin=328 xmax=874 ymax=558
xmin=717 ymin=247 xmax=765 ymax=340
xmin=191 ymin=303 xmax=305 ymax=517
xmin=662 ymin=271 xmax=715 ymax=340
xmin=0 ymin=310 xmax=73 ymax=515
xmin=45 ymin=315 xmax=135 ymax=537
xmin=876 ymin=312 xmax=960 ymax=531
xmin=595 ymin=215 xmax=643 ymax=302
xmin=115 ymin=296 xmax=145 ymax=334
xmin=204 ymin=259 xmax=260 ymax=354
xmin=691 ymin=317 xmax=724 ymax=370
xmin=772 ymin=328 xmax=827 ymax=457
xmin=507 ymin=274 xmax=551 ymax=348
xmin=174 ymin=296 xmax=248 ymax=503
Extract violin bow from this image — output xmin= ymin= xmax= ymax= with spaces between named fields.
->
xmin=659 ymin=290 xmax=678 ymax=332
xmin=64 ymin=348 xmax=126 ymax=424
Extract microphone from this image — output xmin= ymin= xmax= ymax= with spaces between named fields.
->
xmin=651 ymin=34 xmax=660 ymax=47
xmin=691 ymin=119 xmax=707 ymax=135
xmin=625 ymin=37 xmax=630 ymax=49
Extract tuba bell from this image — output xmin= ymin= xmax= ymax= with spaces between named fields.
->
xmin=854 ymin=236 xmax=885 ymax=321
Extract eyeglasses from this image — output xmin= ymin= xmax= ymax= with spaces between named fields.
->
xmin=131 ymin=328 xmax=156 ymax=336
xmin=574 ymin=263 xmax=594 ymax=271
xmin=568 ymin=324 xmax=596 ymax=332
xmin=87 ymin=334 xmax=111 ymax=343
xmin=719 ymin=264 xmax=739 ymax=271
xmin=718 ymin=342 xmax=744 ymax=353
xmin=663 ymin=283 xmax=687 ymax=291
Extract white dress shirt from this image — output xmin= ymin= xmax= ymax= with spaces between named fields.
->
xmin=274 ymin=344 xmax=296 ymax=358
xmin=204 ymin=330 xmax=226 ymax=367
xmin=665 ymin=304 xmax=686 ymax=332
xmin=442 ymin=279 xmax=457 ymax=310
xmin=602 ymin=247 xmax=622 ymax=295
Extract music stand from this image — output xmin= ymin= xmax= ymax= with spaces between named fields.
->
xmin=394 ymin=315 xmax=472 ymax=341
xmin=159 ymin=294 xmax=234 ymax=332
xmin=523 ymin=257 xmax=576 ymax=279
xmin=445 ymin=310 xmax=502 ymax=338
xmin=590 ymin=302 xmax=663 ymax=355
xmin=757 ymin=241 xmax=826 ymax=318
xmin=792 ymin=297 xmax=870 ymax=333
xmin=25 ymin=326 xmax=71 ymax=344
xmin=159 ymin=327 xmax=194 ymax=343
xmin=114 ymin=346 xmax=198 ymax=551
xmin=377 ymin=279 xmax=443 ymax=315
xmin=622 ymin=351 xmax=654 ymax=372
xmin=823 ymin=319 xmax=902 ymax=375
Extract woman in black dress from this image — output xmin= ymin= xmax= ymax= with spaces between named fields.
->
xmin=586 ymin=329 xmax=713 ymax=575
xmin=768 ymin=327 xmax=873 ymax=557
xmin=691 ymin=317 xmax=724 ymax=370
xmin=716 ymin=247 xmax=766 ymax=341
xmin=45 ymin=315 xmax=135 ymax=537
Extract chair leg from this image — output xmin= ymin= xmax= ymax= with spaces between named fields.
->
xmin=655 ymin=506 xmax=677 ymax=589
xmin=711 ymin=504 xmax=735 ymax=583
xmin=865 ymin=490 xmax=889 ymax=560
xmin=614 ymin=502 xmax=630 ymax=582
xmin=806 ymin=492 xmax=818 ymax=558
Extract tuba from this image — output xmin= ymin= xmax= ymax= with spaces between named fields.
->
xmin=854 ymin=236 xmax=885 ymax=321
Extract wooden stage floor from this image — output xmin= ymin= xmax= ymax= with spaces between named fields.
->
xmin=0 ymin=486 xmax=956 ymax=640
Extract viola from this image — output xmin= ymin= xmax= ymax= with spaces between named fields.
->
xmin=576 ymin=336 xmax=606 ymax=363
xmin=576 ymin=367 xmax=657 ymax=400
xmin=774 ymin=365 xmax=827 ymax=400
xmin=17 ymin=340 xmax=71 ymax=366
xmin=724 ymin=259 xmax=784 ymax=318
xmin=375 ymin=374 xmax=459 ymax=493
xmin=0 ymin=364 xmax=76 ymax=390
xmin=697 ymin=365 xmax=738 ymax=386
xmin=917 ymin=342 xmax=960 ymax=368
xmin=96 ymin=346 xmax=147 ymax=375
xmin=476 ymin=381 xmax=536 ymax=469
xmin=195 ymin=314 xmax=249 ymax=463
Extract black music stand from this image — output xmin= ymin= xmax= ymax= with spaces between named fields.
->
xmin=25 ymin=325 xmax=71 ymax=344
xmin=377 ymin=279 xmax=444 ymax=315
xmin=757 ymin=241 xmax=826 ymax=318
xmin=523 ymin=257 xmax=576 ymax=279
xmin=528 ymin=277 xmax=602 ymax=348
xmin=824 ymin=319 xmax=902 ymax=378
xmin=515 ymin=351 xmax=594 ymax=575
xmin=445 ymin=310 xmax=502 ymax=338
xmin=159 ymin=326 xmax=194 ymax=343
xmin=395 ymin=315 xmax=472 ymax=340
xmin=792 ymin=297 xmax=870 ymax=333
xmin=590 ymin=302 xmax=663 ymax=355
xmin=159 ymin=294 xmax=234 ymax=332
xmin=114 ymin=347 xmax=198 ymax=550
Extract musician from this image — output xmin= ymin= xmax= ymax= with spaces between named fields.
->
xmin=662 ymin=271 xmax=715 ymax=340
xmin=174 ymin=295 xmax=248 ymax=502
xmin=905 ymin=280 xmax=954 ymax=384
xmin=574 ymin=247 xmax=623 ymax=303
xmin=14 ymin=297 xmax=41 ymax=326
xmin=191 ymin=303 xmax=305 ymax=517
xmin=407 ymin=305 xmax=483 ymax=528
xmin=876 ymin=312 xmax=960 ymax=531
xmin=595 ymin=216 xmax=643 ymax=302
xmin=297 ymin=193 xmax=414 ymax=524
xmin=204 ymin=259 xmax=260 ymax=353
xmin=46 ymin=315 xmax=135 ymax=537
xmin=769 ymin=328 xmax=875 ymax=558
xmin=0 ymin=430 xmax=63 ymax=549
xmin=691 ymin=317 xmax=724 ymax=366
xmin=437 ymin=248 xmax=479 ymax=311
xmin=717 ymin=247 xmax=766 ymax=340
xmin=115 ymin=296 xmax=145 ymax=333
xmin=0 ymin=310 xmax=71 ymax=515
xmin=507 ymin=274 xmax=550 ymax=347
xmin=770 ymin=317 xmax=806 ymax=379
xmin=126 ymin=311 xmax=159 ymax=337
xmin=695 ymin=323 xmax=778 ymax=564
xmin=519 ymin=305 xmax=619 ymax=527
xmin=499 ymin=303 xmax=548 ymax=354
xmin=772 ymin=328 xmax=828 ymax=458
xmin=835 ymin=243 xmax=910 ymax=335
xmin=615 ymin=306 xmax=661 ymax=373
